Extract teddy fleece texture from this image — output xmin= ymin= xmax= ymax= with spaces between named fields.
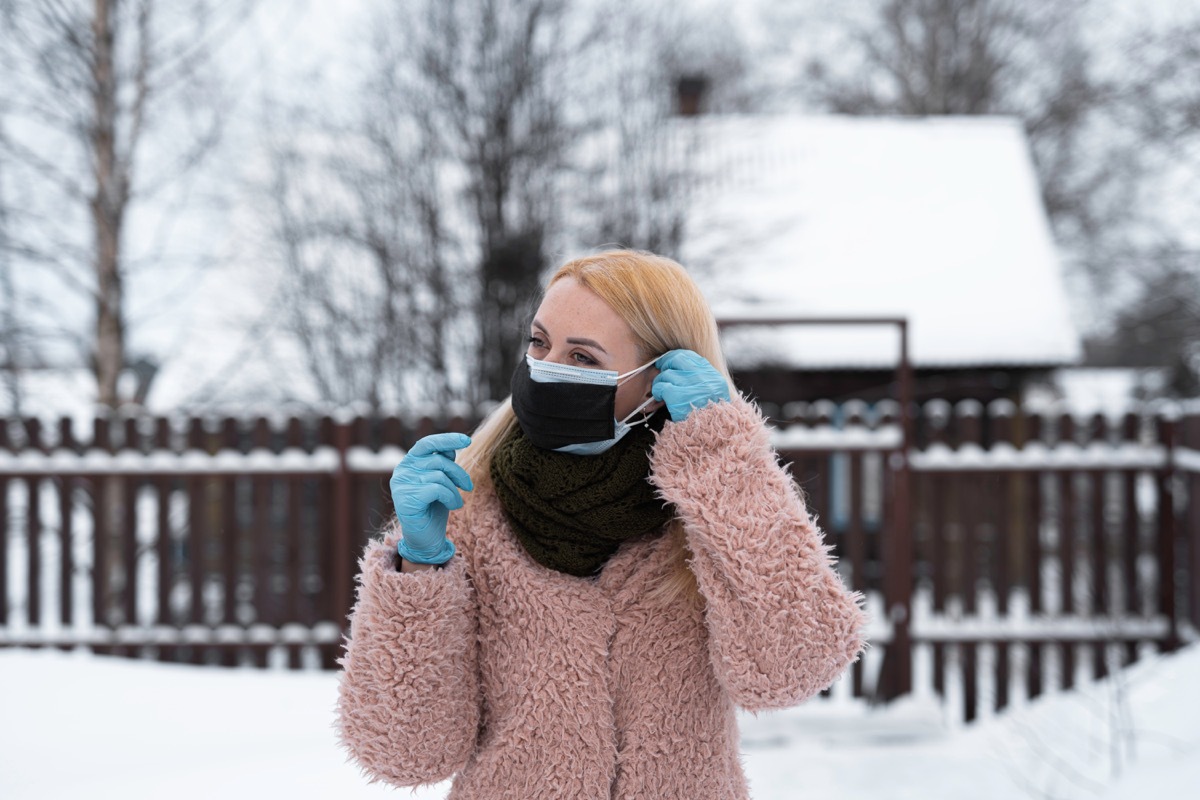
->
xmin=336 ymin=397 xmax=868 ymax=799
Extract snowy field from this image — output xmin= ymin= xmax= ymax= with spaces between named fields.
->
xmin=1 ymin=645 xmax=1196 ymax=800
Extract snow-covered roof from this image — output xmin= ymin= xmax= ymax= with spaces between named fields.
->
xmin=677 ymin=114 xmax=1084 ymax=371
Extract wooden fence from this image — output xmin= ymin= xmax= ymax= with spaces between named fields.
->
xmin=1 ymin=400 xmax=1197 ymax=721
xmin=771 ymin=397 xmax=1199 ymax=721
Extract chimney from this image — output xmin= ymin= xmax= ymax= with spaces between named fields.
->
xmin=674 ymin=74 xmax=709 ymax=117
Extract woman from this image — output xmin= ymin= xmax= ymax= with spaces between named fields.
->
xmin=336 ymin=250 xmax=867 ymax=799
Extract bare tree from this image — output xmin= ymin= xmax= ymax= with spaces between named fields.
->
xmin=1083 ymin=255 xmax=1200 ymax=398
xmin=262 ymin=0 xmax=716 ymax=408
xmin=0 ymin=0 xmax=253 ymax=410
xmin=393 ymin=0 xmax=587 ymax=402
xmin=1123 ymin=13 xmax=1200 ymax=149
xmin=0 ymin=122 xmax=26 ymax=415
xmin=259 ymin=93 xmax=470 ymax=413
xmin=573 ymin=3 xmax=717 ymax=257
xmin=1073 ymin=8 xmax=1200 ymax=394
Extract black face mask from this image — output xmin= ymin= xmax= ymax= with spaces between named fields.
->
xmin=509 ymin=356 xmax=616 ymax=450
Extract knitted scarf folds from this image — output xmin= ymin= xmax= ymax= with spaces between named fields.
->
xmin=489 ymin=415 xmax=674 ymax=577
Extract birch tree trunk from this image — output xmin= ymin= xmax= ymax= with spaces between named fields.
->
xmin=90 ymin=0 xmax=126 ymax=410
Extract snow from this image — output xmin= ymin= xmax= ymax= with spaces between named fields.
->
xmin=0 ymin=446 xmax=404 ymax=476
xmin=1023 ymin=367 xmax=1173 ymax=417
xmin=0 ymin=622 xmax=341 ymax=648
xmin=771 ymin=423 xmax=903 ymax=450
xmin=1 ymin=642 xmax=1197 ymax=799
xmin=677 ymin=114 xmax=1084 ymax=371
xmin=907 ymin=441 xmax=1169 ymax=470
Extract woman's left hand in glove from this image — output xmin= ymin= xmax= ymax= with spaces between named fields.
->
xmin=651 ymin=349 xmax=731 ymax=422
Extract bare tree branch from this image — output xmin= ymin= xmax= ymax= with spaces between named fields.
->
xmin=0 ymin=0 xmax=256 ymax=409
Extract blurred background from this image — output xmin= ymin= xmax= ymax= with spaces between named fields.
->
xmin=2 ymin=0 xmax=1199 ymax=416
xmin=1 ymin=1 xmax=1199 ymax=798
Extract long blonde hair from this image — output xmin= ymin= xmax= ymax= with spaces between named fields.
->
xmin=460 ymin=249 xmax=733 ymax=605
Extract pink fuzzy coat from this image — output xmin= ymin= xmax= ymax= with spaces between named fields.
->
xmin=336 ymin=398 xmax=868 ymax=799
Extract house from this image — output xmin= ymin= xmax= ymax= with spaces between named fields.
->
xmin=676 ymin=114 xmax=1083 ymax=413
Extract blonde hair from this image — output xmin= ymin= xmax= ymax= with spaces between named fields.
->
xmin=460 ymin=249 xmax=732 ymax=605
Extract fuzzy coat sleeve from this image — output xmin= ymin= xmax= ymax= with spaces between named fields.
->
xmin=649 ymin=397 xmax=868 ymax=711
xmin=335 ymin=524 xmax=480 ymax=787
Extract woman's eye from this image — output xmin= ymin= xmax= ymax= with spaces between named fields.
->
xmin=572 ymin=352 xmax=596 ymax=365
xmin=527 ymin=336 xmax=546 ymax=350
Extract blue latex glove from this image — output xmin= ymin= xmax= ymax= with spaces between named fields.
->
xmin=651 ymin=349 xmax=731 ymax=422
xmin=390 ymin=432 xmax=473 ymax=565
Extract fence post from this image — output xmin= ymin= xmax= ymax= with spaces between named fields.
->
xmin=121 ymin=417 xmax=139 ymax=638
xmin=24 ymin=419 xmax=42 ymax=629
xmin=92 ymin=416 xmax=112 ymax=655
xmin=881 ymin=322 xmax=914 ymax=701
xmin=59 ymin=418 xmax=76 ymax=633
xmin=1156 ymin=411 xmax=1181 ymax=652
xmin=332 ymin=420 xmax=353 ymax=644
xmin=0 ymin=421 xmax=8 ymax=627
xmin=1184 ymin=407 xmax=1200 ymax=635
xmin=220 ymin=417 xmax=240 ymax=667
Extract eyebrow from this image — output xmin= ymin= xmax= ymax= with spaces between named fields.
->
xmin=531 ymin=320 xmax=609 ymax=355
xmin=567 ymin=337 xmax=609 ymax=354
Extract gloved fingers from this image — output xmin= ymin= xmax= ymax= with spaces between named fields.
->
xmin=405 ymin=451 xmax=473 ymax=492
xmin=407 ymin=432 xmax=472 ymax=460
xmin=650 ymin=372 xmax=693 ymax=399
xmin=655 ymin=349 xmax=708 ymax=371
xmin=403 ymin=479 xmax=465 ymax=512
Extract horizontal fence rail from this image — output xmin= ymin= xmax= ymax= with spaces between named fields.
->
xmin=1 ymin=400 xmax=1197 ymax=723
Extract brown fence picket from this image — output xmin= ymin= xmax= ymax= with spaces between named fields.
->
xmin=91 ymin=418 xmax=111 ymax=656
xmin=1120 ymin=412 xmax=1140 ymax=667
xmin=956 ymin=401 xmax=980 ymax=722
xmin=154 ymin=417 xmax=175 ymax=662
xmin=285 ymin=416 xmax=304 ymax=669
xmin=58 ymin=418 xmax=75 ymax=636
xmin=1087 ymin=413 xmax=1108 ymax=680
xmin=990 ymin=401 xmax=1013 ymax=712
xmin=187 ymin=417 xmax=206 ymax=664
xmin=121 ymin=418 xmax=138 ymax=654
xmin=1156 ymin=415 xmax=1179 ymax=652
xmin=0 ymin=421 xmax=7 ymax=629
xmin=220 ymin=417 xmax=239 ymax=667
xmin=924 ymin=402 xmax=949 ymax=699
xmin=1186 ymin=410 xmax=1200 ymax=630
xmin=25 ymin=419 xmax=42 ymax=629
xmin=1057 ymin=412 xmax=1077 ymax=690
xmin=1024 ymin=410 xmax=1044 ymax=700
xmin=250 ymin=417 xmax=272 ymax=667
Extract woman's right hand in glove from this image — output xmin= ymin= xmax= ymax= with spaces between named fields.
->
xmin=390 ymin=432 xmax=473 ymax=566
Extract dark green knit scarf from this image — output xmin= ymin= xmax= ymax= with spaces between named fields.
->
xmin=489 ymin=412 xmax=674 ymax=578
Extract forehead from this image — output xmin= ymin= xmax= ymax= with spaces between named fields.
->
xmin=535 ymin=277 xmax=637 ymax=348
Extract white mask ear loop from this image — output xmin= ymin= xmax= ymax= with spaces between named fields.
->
xmin=617 ymin=356 xmax=660 ymax=426
xmin=616 ymin=357 xmax=659 ymax=385
xmin=620 ymin=395 xmax=658 ymax=427
xmin=614 ymin=357 xmax=662 ymax=429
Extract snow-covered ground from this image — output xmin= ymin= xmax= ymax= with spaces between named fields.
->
xmin=1 ymin=644 xmax=1196 ymax=800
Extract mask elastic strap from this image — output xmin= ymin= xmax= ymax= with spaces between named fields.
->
xmin=616 ymin=357 xmax=659 ymax=385
xmin=620 ymin=395 xmax=658 ymax=427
